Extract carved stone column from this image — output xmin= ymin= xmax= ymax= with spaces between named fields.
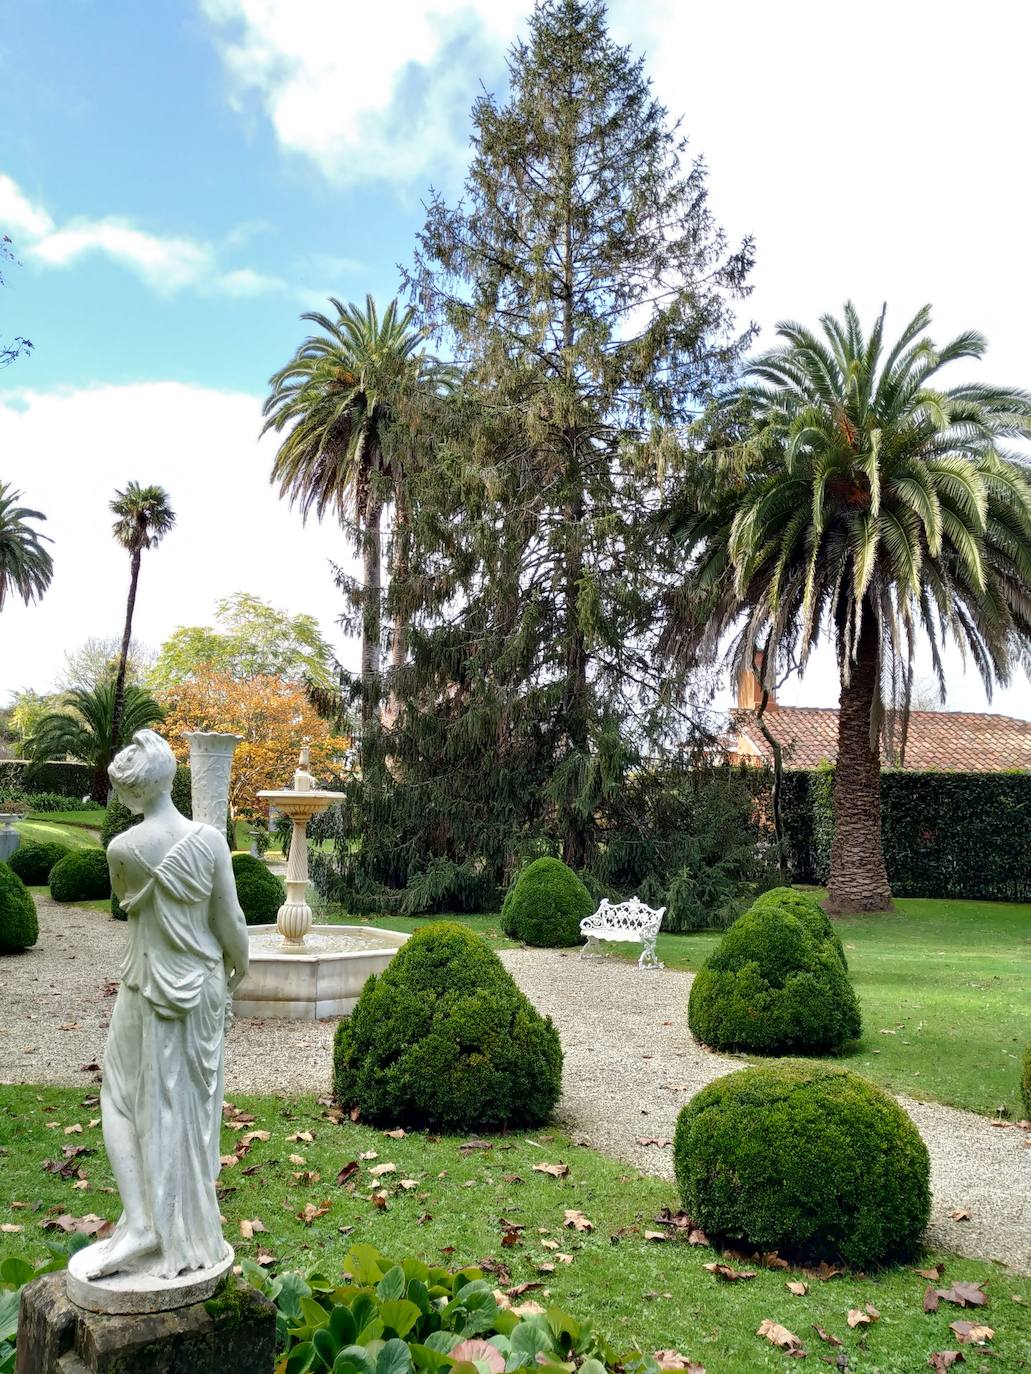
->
xmin=183 ymin=731 xmax=242 ymax=834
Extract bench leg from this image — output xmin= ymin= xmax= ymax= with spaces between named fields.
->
xmin=638 ymin=935 xmax=664 ymax=971
xmin=581 ymin=934 xmax=605 ymax=960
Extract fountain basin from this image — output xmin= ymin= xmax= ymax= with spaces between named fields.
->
xmin=232 ymin=924 xmax=408 ymax=1020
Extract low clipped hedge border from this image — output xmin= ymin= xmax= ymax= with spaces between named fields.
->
xmin=674 ymin=1062 xmax=931 ymax=1268
xmin=334 ymin=921 xmax=563 ymax=1133
xmin=0 ymin=863 xmax=39 ymax=952
xmin=1022 ymin=1044 xmax=1031 ymax=1121
xmin=501 ymin=857 xmax=593 ymax=947
xmin=232 ymin=853 xmax=285 ymax=925
xmin=0 ymin=760 xmax=93 ymax=799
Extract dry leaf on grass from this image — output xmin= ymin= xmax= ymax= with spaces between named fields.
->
xmin=846 ymin=1304 xmax=879 ymax=1328
xmin=916 ymin=1266 xmax=942 ymax=1281
xmin=383 ymin=1128 xmax=406 ymax=1139
xmin=949 ymin=1321 xmax=993 ymax=1344
xmin=786 ymin=1281 xmax=808 ymax=1296
xmin=652 ymin=1352 xmax=706 ymax=1372
xmin=756 ymin=1319 xmax=805 ymax=1355
xmin=644 ymin=1230 xmax=668 ymax=1243
xmin=288 ymin=1131 xmax=314 ymax=1143
xmin=704 ymin=1262 xmax=756 ymax=1282
xmin=812 ymin=1325 xmax=842 ymax=1347
xmin=240 ymin=1130 xmax=271 ymax=1145
xmin=336 ymin=1162 xmax=359 ymax=1186
xmin=297 ymin=1202 xmax=330 ymax=1225
xmin=369 ymin=1162 xmax=397 ymax=1178
xmin=359 ymin=1150 xmax=378 ymax=1161
xmin=927 ymin=1355 xmax=964 ymax=1371
xmin=935 ymin=1282 xmax=987 ymax=1309
xmin=533 ymin=1162 xmax=569 ymax=1178
xmin=288 ymin=1154 xmax=306 ymax=1166
xmin=563 ymin=1209 xmax=593 ymax=1232
xmin=239 ymin=1218 xmax=267 ymax=1239
xmin=0 ymin=1224 xmax=23 ymax=1234
xmin=40 ymin=1213 xmax=112 ymax=1237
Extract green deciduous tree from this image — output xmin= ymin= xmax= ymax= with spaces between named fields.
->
xmin=109 ymin=482 xmax=176 ymax=761
xmin=0 ymin=481 xmax=53 ymax=610
xmin=401 ymin=0 xmax=753 ymax=869
xmin=663 ymin=303 xmax=1031 ymax=912
xmin=26 ymin=680 xmax=164 ymax=802
xmin=150 ymin=592 xmax=335 ymax=690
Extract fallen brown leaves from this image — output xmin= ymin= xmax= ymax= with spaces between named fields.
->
xmin=846 ymin=1304 xmax=880 ymax=1328
xmin=757 ymin=1319 xmax=806 ymax=1357
xmin=652 ymin=1352 xmax=705 ymax=1372
xmin=704 ymin=1262 xmax=756 ymax=1282
xmin=563 ymin=1209 xmax=593 ymax=1232
xmin=926 ymin=1281 xmax=988 ymax=1311
xmin=533 ymin=1162 xmax=569 ymax=1178
xmin=927 ymin=1355 xmax=964 ymax=1371
xmin=949 ymin=1321 xmax=993 ymax=1345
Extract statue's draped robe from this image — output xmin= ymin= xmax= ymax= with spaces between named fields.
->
xmin=105 ymin=824 xmax=230 ymax=1278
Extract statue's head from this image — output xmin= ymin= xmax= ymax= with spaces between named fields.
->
xmin=108 ymin=729 xmax=177 ymax=815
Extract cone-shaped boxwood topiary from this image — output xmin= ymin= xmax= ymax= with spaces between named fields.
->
xmin=0 ymin=862 xmax=39 ymax=952
xmin=1022 ymin=1043 xmax=1031 ymax=1120
xmin=7 ymin=841 xmax=70 ymax=887
xmin=232 ymin=853 xmax=285 ymax=925
xmin=49 ymin=847 xmax=111 ymax=903
xmin=687 ymin=887 xmax=861 ymax=1054
xmin=334 ymin=921 xmax=563 ymax=1132
xmin=501 ymin=857 xmax=593 ymax=947
xmin=674 ymin=1062 xmax=931 ymax=1268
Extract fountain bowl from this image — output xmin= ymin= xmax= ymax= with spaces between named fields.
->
xmin=233 ymin=924 xmax=408 ymax=1020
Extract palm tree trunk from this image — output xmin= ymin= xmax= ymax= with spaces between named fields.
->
xmin=110 ymin=548 xmax=141 ymax=772
xmin=360 ymin=494 xmax=383 ymax=754
xmin=826 ymin=615 xmax=894 ymax=913
xmin=389 ymin=490 xmax=410 ymax=678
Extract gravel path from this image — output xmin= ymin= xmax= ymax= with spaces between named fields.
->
xmin=3 ymin=902 xmax=1029 ymax=1272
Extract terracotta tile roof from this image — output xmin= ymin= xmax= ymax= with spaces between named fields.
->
xmin=730 ymin=705 xmax=1031 ymax=772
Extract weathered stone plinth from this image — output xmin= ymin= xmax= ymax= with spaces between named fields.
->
xmin=16 ymin=1272 xmax=275 ymax=1374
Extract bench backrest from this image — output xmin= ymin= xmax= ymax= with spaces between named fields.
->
xmin=581 ymin=896 xmax=665 ymax=937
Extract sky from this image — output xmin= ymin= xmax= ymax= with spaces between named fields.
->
xmin=2 ymin=0 xmax=1030 ymax=718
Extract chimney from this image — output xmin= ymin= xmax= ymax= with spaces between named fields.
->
xmin=737 ymin=651 xmax=776 ymax=711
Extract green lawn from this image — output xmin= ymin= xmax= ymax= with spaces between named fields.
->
xmin=327 ymin=898 xmax=1031 ymax=1120
xmin=13 ymin=818 xmax=101 ymax=850
xmin=0 ymin=1087 xmax=1027 ymax=1373
xmin=26 ymin=810 xmax=105 ymax=829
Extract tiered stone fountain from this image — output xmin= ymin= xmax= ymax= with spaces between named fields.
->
xmin=231 ymin=744 xmax=407 ymax=1020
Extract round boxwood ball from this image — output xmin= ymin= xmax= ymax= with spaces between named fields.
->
xmin=49 ymin=848 xmax=112 ymax=903
xmin=501 ymin=856 xmax=594 ymax=947
xmin=7 ymin=840 xmax=70 ymax=887
xmin=747 ymin=886 xmax=848 ymax=968
xmin=1021 ymin=1043 xmax=1031 ymax=1121
xmin=334 ymin=921 xmax=563 ymax=1132
xmin=688 ymin=888 xmax=861 ymax=1054
xmin=232 ymin=853 xmax=285 ymax=925
xmin=674 ymin=1062 xmax=931 ymax=1268
xmin=0 ymin=862 xmax=39 ymax=952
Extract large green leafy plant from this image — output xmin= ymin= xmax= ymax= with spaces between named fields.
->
xmin=237 ymin=1244 xmax=657 ymax=1374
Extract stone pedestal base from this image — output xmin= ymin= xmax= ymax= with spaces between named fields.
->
xmin=15 ymin=1272 xmax=276 ymax=1374
xmin=67 ymin=1243 xmax=234 ymax=1314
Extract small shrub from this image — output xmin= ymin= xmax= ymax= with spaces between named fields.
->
xmin=7 ymin=841 xmax=71 ymax=886
xmin=24 ymin=792 xmax=103 ymax=814
xmin=1022 ymin=1043 xmax=1031 ymax=1120
xmin=501 ymin=856 xmax=593 ymax=947
xmin=0 ymin=863 xmax=38 ymax=952
xmin=687 ymin=886 xmax=861 ymax=1053
xmin=49 ymin=848 xmax=111 ymax=903
xmin=673 ymin=1062 xmax=931 ymax=1268
xmin=232 ymin=853 xmax=285 ymax=925
xmin=334 ymin=921 xmax=563 ymax=1132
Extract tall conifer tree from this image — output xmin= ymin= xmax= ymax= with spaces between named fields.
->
xmin=400 ymin=0 xmax=754 ymax=871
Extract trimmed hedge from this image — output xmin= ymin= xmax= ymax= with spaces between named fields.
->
xmin=777 ymin=768 xmax=1031 ymax=901
xmin=0 ymin=862 xmax=39 ymax=952
xmin=673 ymin=1062 xmax=931 ymax=1268
xmin=501 ymin=856 xmax=593 ymax=947
xmin=49 ymin=848 xmax=111 ymax=903
xmin=0 ymin=760 xmax=93 ymax=799
xmin=7 ymin=841 xmax=71 ymax=886
xmin=1022 ymin=1044 xmax=1031 ymax=1121
xmin=333 ymin=921 xmax=563 ymax=1132
xmin=232 ymin=853 xmax=285 ymax=925
xmin=687 ymin=887 xmax=861 ymax=1054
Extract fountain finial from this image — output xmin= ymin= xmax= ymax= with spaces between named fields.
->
xmin=293 ymin=739 xmax=314 ymax=793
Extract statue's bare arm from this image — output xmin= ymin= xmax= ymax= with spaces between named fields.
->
xmin=210 ymin=840 xmax=250 ymax=990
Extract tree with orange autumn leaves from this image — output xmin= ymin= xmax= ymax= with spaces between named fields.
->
xmin=158 ymin=669 xmax=349 ymax=818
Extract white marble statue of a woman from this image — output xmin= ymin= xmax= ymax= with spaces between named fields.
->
xmin=68 ymin=730 xmax=250 ymax=1310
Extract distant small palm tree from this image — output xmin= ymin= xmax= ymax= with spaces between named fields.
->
xmin=262 ymin=295 xmax=448 ymax=739
xmin=109 ymin=483 xmax=176 ymax=761
xmin=0 ymin=481 xmax=53 ymax=610
xmin=26 ymin=681 xmax=164 ymax=801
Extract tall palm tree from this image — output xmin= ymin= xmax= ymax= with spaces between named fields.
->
xmin=262 ymin=295 xmax=446 ymax=741
xmin=663 ymin=303 xmax=1031 ymax=913
xmin=0 ymin=481 xmax=53 ymax=610
xmin=109 ymin=483 xmax=176 ymax=758
xmin=26 ymin=681 xmax=164 ymax=801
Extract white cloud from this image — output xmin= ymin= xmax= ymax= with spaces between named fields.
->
xmin=0 ymin=174 xmax=54 ymax=241
xmin=0 ymin=382 xmax=360 ymax=699
xmin=199 ymin=0 xmax=527 ymax=186
xmin=0 ymin=172 xmax=292 ymax=299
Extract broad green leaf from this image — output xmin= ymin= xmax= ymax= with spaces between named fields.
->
xmin=409 ymin=1343 xmax=455 ymax=1373
xmin=377 ymin=1266 xmax=407 ymax=1303
xmin=379 ymin=1299 xmax=422 ymax=1338
xmin=314 ymin=1327 xmax=342 ymax=1365
xmin=285 ymin=1341 xmax=318 ymax=1374
xmin=300 ymin=1296 xmax=331 ymax=1330
xmin=330 ymin=1303 xmax=358 ymax=1348
xmin=0 ymin=1258 xmax=34 ymax=1289
xmin=424 ymin=1330 xmax=460 ymax=1353
xmin=378 ymin=1337 xmax=414 ymax=1374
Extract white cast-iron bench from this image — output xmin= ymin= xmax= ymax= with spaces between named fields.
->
xmin=580 ymin=896 xmax=665 ymax=970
